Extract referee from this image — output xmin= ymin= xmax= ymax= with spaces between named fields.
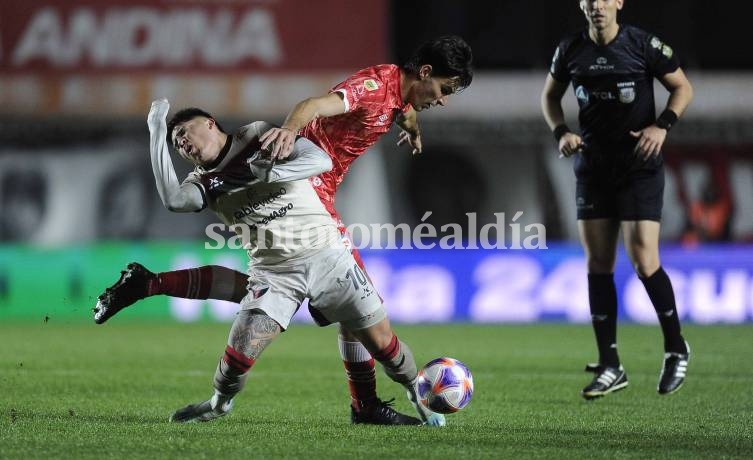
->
xmin=541 ymin=0 xmax=694 ymax=399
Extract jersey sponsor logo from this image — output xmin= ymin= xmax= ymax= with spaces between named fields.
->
xmin=589 ymin=56 xmax=615 ymax=71
xmin=363 ymin=79 xmax=379 ymax=91
xmin=592 ymin=91 xmax=616 ymax=101
xmin=578 ymin=85 xmax=616 ymax=102
xmin=662 ymin=45 xmax=673 ymax=58
xmin=234 ymin=187 xmax=286 ymax=220
xmin=575 ymin=85 xmax=589 ymax=104
xmin=651 ymin=37 xmax=663 ymax=49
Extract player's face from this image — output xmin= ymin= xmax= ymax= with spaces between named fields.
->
xmin=580 ymin=0 xmax=623 ymax=30
xmin=171 ymin=117 xmax=218 ymax=165
xmin=410 ymin=66 xmax=459 ymax=112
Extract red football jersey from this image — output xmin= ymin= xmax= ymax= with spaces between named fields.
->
xmin=301 ymin=64 xmax=409 ymax=207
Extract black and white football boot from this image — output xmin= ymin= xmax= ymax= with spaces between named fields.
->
xmin=93 ymin=262 xmax=156 ymax=324
xmin=581 ymin=364 xmax=629 ymax=400
xmin=658 ymin=341 xmax=690 ymax=395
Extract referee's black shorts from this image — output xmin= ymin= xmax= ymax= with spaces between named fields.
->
xmin=575 ymin=164 xmax=664 ymax=222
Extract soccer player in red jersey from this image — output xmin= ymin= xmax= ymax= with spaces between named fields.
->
xmin=94 ymin=36 xmax=473 ymax=426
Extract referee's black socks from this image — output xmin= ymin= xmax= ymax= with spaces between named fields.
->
xmin=588 ymin=273 xmax=620 ymax=368
xmin=640 ymin=267 xmax=687 ymax=354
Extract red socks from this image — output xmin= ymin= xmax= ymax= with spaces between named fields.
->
xmin=148 ymin=267 xmax=214 ymax=299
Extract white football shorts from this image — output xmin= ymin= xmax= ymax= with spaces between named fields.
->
xmin=240 ymin=248 xmax=385 ymax=331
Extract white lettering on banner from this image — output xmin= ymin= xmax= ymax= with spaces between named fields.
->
xmin=362 ymin=258 xmax=455 ymax=323
xmin=11 ymin=7 xmax=281 ymax=68
xmin=162 ymin=251 xmax=753 ymax=324
xmin=625 ymin=268 xmax=752 ymax=324
xmin=469 ymin=256 xmax=542 ymax=321
xmin=688 ymin=270 xmax=748 ymax=323
xmin=537 ymin=258 xmax=590 ymax=322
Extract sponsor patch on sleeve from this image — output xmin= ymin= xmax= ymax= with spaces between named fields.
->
xmin=363 ymin=79 xmax=379 ymax=91
xmin=661 ymin=44 xmax=673 ymax=58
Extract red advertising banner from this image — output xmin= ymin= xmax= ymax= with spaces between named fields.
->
xmin=0 ymin=0 xmax=388 ymax=74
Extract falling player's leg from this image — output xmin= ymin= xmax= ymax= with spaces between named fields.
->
xmin=170 ymin=309 xmax=281 ymax=422
xmin=93 ymin=264 xmax=247 ymax=323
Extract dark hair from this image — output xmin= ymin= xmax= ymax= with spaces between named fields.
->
xmin=166 ymin=107 xmax=225 ymax=146
xmin=402 ymin=35 xmax=474 ymax=91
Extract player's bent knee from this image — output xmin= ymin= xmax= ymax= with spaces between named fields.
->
xmin=634 ymin=262 xmax=660 ymax=278
xmin=587 ymin=258 xmax=616 ymax=274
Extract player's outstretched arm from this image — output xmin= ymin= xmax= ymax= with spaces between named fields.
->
xmin=147 ymin=98 xmax=205 ymax=212
xmin=259 ymin=93 xmax=346 ymax=160
xmin=249 ymin=137 xmax=332 ymax=183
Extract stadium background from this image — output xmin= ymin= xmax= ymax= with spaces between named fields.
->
xmin=1 ymin=0 xmax=752 ymax=325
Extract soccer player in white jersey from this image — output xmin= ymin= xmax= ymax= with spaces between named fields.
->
xmin=95 ymin=98 xmax=442 ymax=425
xmin=94 ymin=37 xmax=472 ymax=427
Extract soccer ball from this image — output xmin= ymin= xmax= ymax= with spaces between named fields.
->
xmin=416 ymin=357 xmax=474 ymax=414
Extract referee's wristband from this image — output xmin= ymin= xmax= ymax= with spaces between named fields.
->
xmin=553 ymin=124 xmax=571 ymax=142
xmin=655 ymin=109 xmax=679 ymax=131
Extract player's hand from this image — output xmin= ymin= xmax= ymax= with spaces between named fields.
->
xmin=147 ymin=98 xmax=170 ymax=130
xmin=259 ymin=127 xmax=296 ymax=161
xmin=397 ymin=129 xmax=422 ymax=155
xmin=630 ymin=125 xmax=667 ymax=159
xmin=558 ymin=132 xmax=584 ymax=158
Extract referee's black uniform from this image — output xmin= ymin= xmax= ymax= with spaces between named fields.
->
xmin=549 ymin=24 xmax=680 ymax=221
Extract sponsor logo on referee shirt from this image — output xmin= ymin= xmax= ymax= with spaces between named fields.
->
xmin=575 ymin=85 xmax=589 ymax=104
xmin=589 ymin=56 xmax=614 ymax=71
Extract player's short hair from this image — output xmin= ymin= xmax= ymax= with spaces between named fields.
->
xmin=402 ymin=35 xmax=474 ymax=91
xmin=166 ymin=107 xmax=226 ymax=146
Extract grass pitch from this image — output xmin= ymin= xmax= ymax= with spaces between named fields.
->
xmin=1 ymin=321 xmax=751 ymax=459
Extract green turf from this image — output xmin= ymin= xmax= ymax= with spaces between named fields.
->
xmin=1 ymin=322 xmax=751 ymax=459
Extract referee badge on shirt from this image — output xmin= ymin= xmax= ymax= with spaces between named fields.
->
xmin=617 ymin=82 xmax=636 ymax=104
xmin=618 ymin=87 xmax=635 ymax=103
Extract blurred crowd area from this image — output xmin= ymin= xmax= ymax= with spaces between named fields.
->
xmin=1 ymin=0 xmax=751 ymax=246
